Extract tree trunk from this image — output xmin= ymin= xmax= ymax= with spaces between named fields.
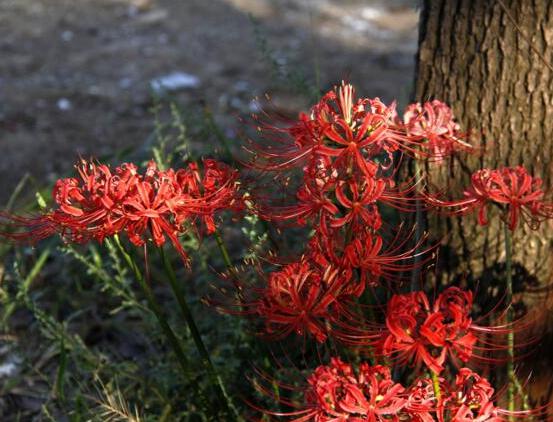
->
xmin=414 ymin=0 xmax=553 ymax=406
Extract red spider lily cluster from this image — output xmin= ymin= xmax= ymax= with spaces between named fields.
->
xmin=382 ymin=289 xmax=478 ymax=374
xmin=258 ymin=357 xmax=530 ymax=421
xmin=232 ymin=83 xmax=439 ymax=342
xmin=1 ymin=158 xmax=243 ymax=263
xmin=231 ymin=82 xmax=490 ymax=345
xmin=379 ymin=287 xmax=530 ymax=374
xmin=235 ymin=82 xmax=552 ymax=420
xmin=2 ymin=81 xmax=552 ymax=420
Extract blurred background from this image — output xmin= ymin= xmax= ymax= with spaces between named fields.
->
xmin=0 ymin=0 xmax=419 ymax=203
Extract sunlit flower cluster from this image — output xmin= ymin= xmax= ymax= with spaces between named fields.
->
xmin=1 ymin=158 xmax=243 ymax=262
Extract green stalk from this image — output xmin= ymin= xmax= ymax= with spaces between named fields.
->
xmin=513 ymin=375 xmax=531 ymax=412
xmin=113 ymin=237 xmax=191 ymax=376
xmin=431 ymin=370 xmax=442 ymax=401
xmin=111 ymin=236 xmax=212 ymax=414
xmin=159 ymin=246 xmax=242 ymax=421
xmin=214 ymin=229 xmax=233 ymax=271
xmin=504 ymin=224 xmax=515 ymax=418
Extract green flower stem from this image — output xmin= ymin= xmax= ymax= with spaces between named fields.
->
xmin=159 ymin=246 xmax=242 ymax=422
xmin=214 ymin=229 xmax=233 ymax=271
xmin=431 ymin=370 xmax=442 ymax=401
xmin=113 ymin=236 xmax=191 ymax=374
xmin=504 ymin=224 xmax=515 ymax=418
xmin=513 ymin=375 xmax=531 ymax=412
xmin=111 ymin=236 xmax=210 ymax=412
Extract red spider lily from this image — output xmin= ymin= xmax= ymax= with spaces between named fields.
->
xmin=245 ymin=82 xmax=404 ymax=177
xmin=402 ymin=100 xmax=472 ymax=161
xmin=175 ymin=159 xmax=244 ymax=233
xmin=317 ymin=111 xmax=389 ymax=179
xmin=380 ymin=287 xmax=529 ymax=374
xmin=331 ymin=175 xmax=420 ymax=226
xmin=382 ymin=291 xmax=450 ymax=373
xmin=1 ymin=160 xmax=136 ymax=245
xmin=258 ymin=177 xmax=339 ymax=232
xmin=443 ymin=368 xmax=502 ymax=421
xmin=306 ymin=225 xmax=433 ymax=289
xmin=259 ymin=169 xmax=419 ymax=236
xmin=249 ymin=359 xmax=546 ymax=421
xmin=121 ymin=162 xmax=192 ymax=260
xmin=346 ymin=231 xmax=433 ymax=285
xmin=247 ymin=82 xmax=424 ymax=242
xmin=209 ymin=255 xmax=368 ymax=344
xmin=260 ymin=155 xmax=341 ymax=229
xmin=426 ymin=166 xmax=553 ymax=230
xmin=135 ymin=158 xmax=244 ymax=250
xmin=445 ymin=368 xmax=551 ymax=421
xmin=330 ymin=178 xmax=388 ymax=230
xmin=253 ymin=260 xmax=352 ymax=343
xmin=308 ymin=83 xmax=401 ymax=177
xmin=401 ymin=369 xmax=542 ymax=421
xmin=295 ymin=358 xmax=408 ymax=421
xmin=1 ymin=158 xmax=243 ymax=263
xmin=404 ymin=377 xmax=437 ymax=422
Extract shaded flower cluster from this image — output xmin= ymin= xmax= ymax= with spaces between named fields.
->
xmin=300 ymin=357 xmax=406 ymax=421
xmin=254 ymin=260 xmax=346 ymax=342
xmin=380 ymin=287 xmax=528 ymax=374
xmin=1 ymin=158 xmax=243 ymax=262
xmin=257 ymin=358 xmax=541 ymax=421
xmin=426 ymin=166 xmax=553 ymax=230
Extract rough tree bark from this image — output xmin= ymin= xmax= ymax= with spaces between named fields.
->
xmin=414 ymin=0 xmax=553 ymax=404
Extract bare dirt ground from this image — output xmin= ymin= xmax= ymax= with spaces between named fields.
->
xmin=0 ymin=0 xmax=419 ymax=203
